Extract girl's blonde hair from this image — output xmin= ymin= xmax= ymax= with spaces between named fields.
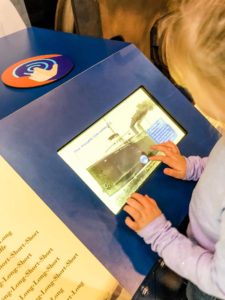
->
xmin=158 ymin=0 xmax=225 ymax=91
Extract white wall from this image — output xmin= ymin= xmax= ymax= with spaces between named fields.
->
xmin=0 ymin=0 xmax=26 ymax=38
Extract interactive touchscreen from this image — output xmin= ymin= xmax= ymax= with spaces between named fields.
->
xmin=58 ymin=87 xmax=186 ymax=214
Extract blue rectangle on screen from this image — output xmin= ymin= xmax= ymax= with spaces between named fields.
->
xmin=147 ymin=118 xmax=177 ymax=143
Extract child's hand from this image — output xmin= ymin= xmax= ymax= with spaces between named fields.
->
xmin=123 ymin=193 xmax=162 ymax=231
xmin=150 ymin=141 xmax=187 ymax=179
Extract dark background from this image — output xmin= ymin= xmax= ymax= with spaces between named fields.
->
xmin=24 ymin=0 xmax=57 ymax=29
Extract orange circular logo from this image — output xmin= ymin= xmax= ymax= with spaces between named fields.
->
xmin=1 ymin=54 xmax=73 ymax=88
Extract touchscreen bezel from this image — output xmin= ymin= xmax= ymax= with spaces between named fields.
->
xmin=58 ymin=87 xmax=186 ymax=214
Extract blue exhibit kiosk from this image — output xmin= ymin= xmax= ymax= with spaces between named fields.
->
xmin=0 ymin=29 xmax=219 ymax=297
xmin=0 ymin=28 xmax=127 ymax=119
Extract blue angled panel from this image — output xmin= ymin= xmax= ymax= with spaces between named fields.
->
xmin=0 ymin=44 xmax=219 ymax=295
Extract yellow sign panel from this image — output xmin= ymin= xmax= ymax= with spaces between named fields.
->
xmin=0 ymin=156 xmax=130 ymax=300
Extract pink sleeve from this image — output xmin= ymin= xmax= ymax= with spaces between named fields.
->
xmin=138 ymin=214 xmax=225 ymax=299
xmin=184 ymin=156 xmax=208 ymax=181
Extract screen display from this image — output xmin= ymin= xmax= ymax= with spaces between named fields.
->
xmin=58 ymin=87 xmax=186 ymax=214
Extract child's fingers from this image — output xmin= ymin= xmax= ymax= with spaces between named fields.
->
xmin=125 ymin=216 xmax=139 ymax=231
xmin=144 ymin=194 xmax=158 ymax=207
xmin=131 ymin=193 xmax=155 ymax=210
xmin=163 ymin=141 xmax=179 ymax=152
xmin=152 ymin=141 xmax=179 ymax=154
xmin=149 ymin=155 xmax=174 ymax=167
xmin=151 ymin=144 xmax=171 ymax=153
xmin=127 ymin=197 xmax=145 ymax=212
xmin=150 ymin=145 xmax=174 ymax=157
xmin=123 ymin=204 xmax=141 ymax=221
xmin=152 ymin=141 xmax=172 ymax=148
xmin=163 ymin=168 xmax=183 ymax=179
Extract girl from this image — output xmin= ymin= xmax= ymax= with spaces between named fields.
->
xmin=123 ymin=1 xmax=225 ymax=299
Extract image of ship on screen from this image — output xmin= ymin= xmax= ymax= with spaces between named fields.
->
xmin=87 ymin=131 xmax=156 ymax=196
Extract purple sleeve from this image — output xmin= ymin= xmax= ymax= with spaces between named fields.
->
xmin=184 ymin=156 xmax=208 ymax=181
xmin=138 ymin=215 xmax=225 ymax=298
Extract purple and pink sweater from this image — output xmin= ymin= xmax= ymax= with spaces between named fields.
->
xmin=139 ymin=137 xmax=225 ymax=299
